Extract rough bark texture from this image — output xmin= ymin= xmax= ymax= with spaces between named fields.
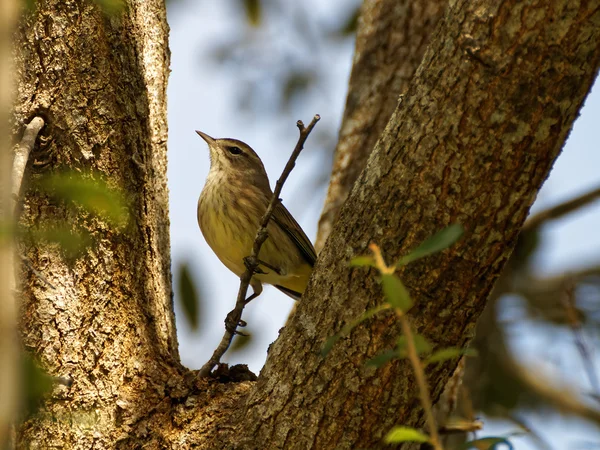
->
xmin=316 ymin=0 xmax=447 ymax=251
xmin=236 ymin=0 xmax=600 ymax=448
xmin=12 ymin=0 xmax=600 ymax=448
xmin=14 ymin=0 xmax=179 ymax=446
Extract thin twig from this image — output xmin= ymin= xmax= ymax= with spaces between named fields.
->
xmin=523 ymin=185 xmax=600 ymax=231
xmin=398 ymin=314 xmax=442 ymax=450
xmin=562 ymin=281 xmax=600 ymax=398
xmin=199 ymin=114 xmax=320 ymax=377
xmin=439 ymin=419 xmax=483 ymax=434
xmin=20 ymin=255 xmax=56 ymax=290
xmin=369 ymin=243 xmax=442 ymax=449
xmin=12 ymin=117 xmax=45 ymax=216
xmin=509 ymin=414 xmax=555 ymax=450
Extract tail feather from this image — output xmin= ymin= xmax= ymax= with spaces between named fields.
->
xmin=274 ymin=284 xmax=302 ymax=301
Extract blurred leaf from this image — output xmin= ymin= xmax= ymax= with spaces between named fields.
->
xmin=381 ymin=274 xmax=412 ymax=311
xmin=24 ymin=0 xmax=37 ymax=12
xmin=397 ymin=224 xmax=464 ymax=267
xmin=321 ymin=304 xmax=391 ymax=356
xmin=510 ymin=228 xmax=541 ymax=271
xmin=459 ymin=437 xmax=514 ymax=450
xmin=0 ymin=221 xmax=14 ymax=243
xmin=425 ymin=347 xmax=478 ymax=365
xmin=366 ymin=349 xmax=399 ymax=368
xmin=349 ymin=256 xmax=376 ymax=268
xmin=384 ymin=426 xmax=430 ymax=444
xmin=397 ymin=334 xmax=432 ymax=356
xmin=242 ymin=0 xmax=261 ymax=27
xmin=31 ymin=225 xmax=91 ymax=258
xmin=282 ymin=72 xmax=314 ymax=109
xmin=339 ymin=8 xmax=359 ymax=36
xmin=177 ymin=263 xmax=200 ymax=331
xmin=95 ymin=0 xmax=125 ymax=15
xmin=22 ymin=354 xmax=54 ymax=418
xmin=39 ymin=172 xmax=129 ymax=228
xmin=229 ymin=330 xmax=254 ymax=354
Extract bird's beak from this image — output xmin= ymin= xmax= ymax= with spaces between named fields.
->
xmin=195 ymin=130 xmax=216 ymax=146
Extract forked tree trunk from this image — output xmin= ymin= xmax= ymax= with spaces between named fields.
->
xmin=12 ymin=0 xmax=600 ymax=448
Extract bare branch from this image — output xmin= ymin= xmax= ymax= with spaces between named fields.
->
xmin=563 ymin=282 xmax=600 ymax=399
xmin=523 ymin=185 xmax=600 ymax=231
xmin=12 ymin=117 xmax=45 ymax=216
xmin=20 ymin=255 xmax=56 ymax=290
xmin=199 ymin=115 xmax=321 ymax=377
xmin=398 ymin=314 xmax=442 ymax=449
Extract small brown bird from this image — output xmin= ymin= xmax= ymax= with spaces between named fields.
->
xmin=196 ymin=131 xmax=316 ymax=300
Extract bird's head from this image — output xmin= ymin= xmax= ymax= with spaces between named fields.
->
xmin=196 ymin=131 xmax=270 ymax=185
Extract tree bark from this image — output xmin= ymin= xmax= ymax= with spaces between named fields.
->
xmin=237 ymin=0 xmax=600 ymax=448
xmin=14 ymin=0 xmax=178 ymax=446
xmin=316 ymin=0 xmax=447 ymax=251
xmin=13 ymin=0 xmax=600 ymax=448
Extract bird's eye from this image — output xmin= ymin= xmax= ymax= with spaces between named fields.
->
xmin=227 ymin=146 xmax=242 ymax=155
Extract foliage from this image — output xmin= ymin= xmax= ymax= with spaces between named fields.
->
xmin=177 ymin=262 xmax=202 ymax=331
xmin=384 ymin=426 xmax=430 ymax=444
xmin=322 ymin=225 xmax=466 ymax=449
xmin=38 ymin=172 xmax=129 ymax=229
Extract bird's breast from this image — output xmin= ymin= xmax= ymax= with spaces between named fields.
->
xmin=197 ymin=175 xmax=308 ymax=290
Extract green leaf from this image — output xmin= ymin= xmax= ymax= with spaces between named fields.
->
xmin=397 ymin=334 xmax=432 ymax=356
xmin=397 ymin=224 xmax=464 ymax=267
xmin=39 ymin=172 xmax=129 ymax=228
xmin=458 ymin=436 xmax=513 ymax=450
xmin=95 ymin=0 xmax=125 ymax=15
xmin=230 ymin=329 xmax=254 ymax=353
xmin=22 ymin=354 xmax=54 ymax=418
xmin=31 ymin=225 xmax=92 ymax=258
xmin=384 ymin=426 xmax=430 ymax=444
xmin=349 ymin=256 xmax=376 ymax=268
xmin=282 ymin=72 xmax=315 ymax=108
xmin=177 ymin=263 xmax=200 ymax=330
xmin=340 ymin=8 xmax=359 ymax=35
xmin=321 ymin=304 xmax=391 ymax=357
xmin=243 ymin=0 xmax=261 ymax=26
xmin=365 ymin=349 xmax=399 ymax=368
xmin=381 ymin=274 xmax=412 ymax=312
xmin=425 ymin=347 xmax=478 ymax=365
xmin=321 ymin=335 xmax=341 ymax=357
xmin=0 ymin=221 xmax=14 ymax=243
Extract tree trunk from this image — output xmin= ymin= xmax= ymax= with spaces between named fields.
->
xmin=316 ymin=0 xmax=447 ymax=251
xmin=236 ymin=0 xmax=600 ymax=448
xmin=13 ymin=0 xmax=600 ymax=448
xmin=14 ymin=0 xmax=178 ymax=446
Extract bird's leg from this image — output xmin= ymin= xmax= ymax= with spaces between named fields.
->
xmin=225 ymin=312 xmax=247 ymax=333
xmin=243 ymin=255 xmax=282 ymax=275
xmin=244 ymin=279 xmax=263 ymax=305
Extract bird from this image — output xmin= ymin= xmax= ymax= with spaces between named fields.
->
xmin=196 ymin=131 xmax=316 ymax=301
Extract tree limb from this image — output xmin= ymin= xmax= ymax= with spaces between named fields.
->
xmin=316 ymin=0 xmax=447 ymax=251
xmin=524 ymin=184 xmax=600 ymax=231
xmin=12 ymin=117 xmax=44 ymax=216
xmin=237 ymin=0 xmax=600 ymax=447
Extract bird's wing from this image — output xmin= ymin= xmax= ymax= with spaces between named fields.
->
xmin=271 ymin=202 xmax=317 ymax=266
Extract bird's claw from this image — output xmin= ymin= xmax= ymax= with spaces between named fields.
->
xmin=225 ymin=312 xmax=246 ymax=333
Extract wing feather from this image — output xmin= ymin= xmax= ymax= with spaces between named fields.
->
xmin=271 ymin=202 xmax=317 ymax=266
